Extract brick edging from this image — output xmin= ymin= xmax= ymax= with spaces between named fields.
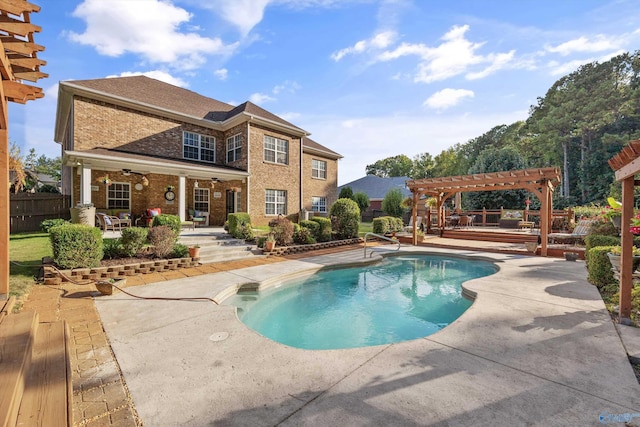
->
xmin=265 ymin=238 xmax=363 ymax=256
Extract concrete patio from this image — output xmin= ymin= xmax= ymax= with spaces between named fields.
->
xmin=92 ymin=246 xmax=640 ymax=426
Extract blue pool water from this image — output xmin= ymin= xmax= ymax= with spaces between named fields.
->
xmin=224 ymin=254 xmax=497 ymax=350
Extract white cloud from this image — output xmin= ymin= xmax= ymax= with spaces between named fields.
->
xmin=215 ymin=0 xmax=271 ymax=36
xmin=214 ymin=68 xmax=229 ymax=80
xmin=249 ymin=92 xmax=276 ymax=105
xmin=376 ymin=25 xmax=514 ymax=83
xmin=273 ymin=80 xmax=301 ymax=94
xmin=546 ymin=35 xmax=621 ymax=56
xmin=279 ymin=112 xmax=301 ymax=121
xmin=423 ymin=88 xmax=474 ymax=110
xmin=331 ymin=30 xmax=397 ymax=61
xmin=68 ymin=0 xmax=234 ymax=69
xmin=107 ymin=71 xmax=188 ymax=88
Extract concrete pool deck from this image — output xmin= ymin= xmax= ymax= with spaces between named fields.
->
xmin=91 ymin=246 xmax=640 ymax=426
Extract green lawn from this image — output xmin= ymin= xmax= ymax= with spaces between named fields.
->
xmin=358 ymin=221 xmax=373 ymax=236
xmin=9 ymin=232 xmax=52 ymax=308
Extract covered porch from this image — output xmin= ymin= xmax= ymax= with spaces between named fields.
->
xmin=63 ymin=148 xmax=250 ymax=227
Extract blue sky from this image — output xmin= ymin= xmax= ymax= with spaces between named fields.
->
xmin=11 ymin=0 xmax=640 ymax=185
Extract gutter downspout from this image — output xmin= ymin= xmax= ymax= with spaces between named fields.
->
xmin=246 ymin=117 xmax=251 ymax=215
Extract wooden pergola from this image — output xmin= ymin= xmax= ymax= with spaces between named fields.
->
xmin=608 ymin=139 xmax=640 ymax=323
xmin=406 ymin=167 xmax=562 ymax=256
xmin=0 ymin=0 xmax=47 ymax=300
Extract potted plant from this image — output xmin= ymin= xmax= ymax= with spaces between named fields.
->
xmin=416 ymin=229 xmax=425 ymax=243
xmin=602 ymin=197 xmax=622 ymax=230
xmin=607 ymin=245 xmax=640 ymax=272
xmin=188 ymin=244 xmax=201 ymax=258
xmin=264 ymin=234 xmax=276 ymax=252
xmin=524 ymin=241 xmax=538 ymax=253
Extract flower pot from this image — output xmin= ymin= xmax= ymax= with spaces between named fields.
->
xmin=564 ymin=252 xmax=579 ymax=261
xmin=188 ymin=247 xmax=201 ymax=258
xmin=264 ymin=241 xmax=276 ymax=252
xmin=524 ymin=241 xmax=538 ymax=253
xmin=607 ymin=253 xmax=640 ymax=273
xmin=70 ymin=206 xmax=96 ymax=226
xmin=610 ymin=215 xmax=622 ymax=230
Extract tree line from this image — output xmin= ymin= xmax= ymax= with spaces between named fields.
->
xmin=365 ymin=51 xmax=640 ymax=209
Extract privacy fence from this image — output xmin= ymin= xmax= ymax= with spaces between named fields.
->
xmin=10 ymin=193 xmax=71 ymax=233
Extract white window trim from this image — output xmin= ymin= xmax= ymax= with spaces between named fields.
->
xmin=311 ymin=196 xmax=327 ymax=213
xmin=264 ymin=135 xmax=289 ymax=165
xmin=183 ymin=131 xmax=216 ymax=163
xmin=194 ymin=187 xmax=210 ymax=212
xmin=312 ymin=159 xmax=327 ymax=180
xmin=265 ymin=189 xmax=287 ymax=216
xmin=226 ymin=134 xmax=242 ymax=163
xmin=106 ymin=182 xmax=131 ymax=210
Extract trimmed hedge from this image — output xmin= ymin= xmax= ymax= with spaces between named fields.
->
xmin=228 ymin=213 xmax=252 ymax=238
xmin=585 ymin=235 xmax=620 ymax=252
xmin=373 ymin=216 xmax=404 ymax=234
xmin=300 ymin=219 xmax=320 ymax=234
xmin=330 ymin=198 xmax=360 ymax=239
xmin=586 ymin=245 xmax=616 ymax=287
xmin=49 ymin=224 xmax=103 ymax=269
xmin=120 ymin=227 xmax=148 ymax=257
xmin=269 ymin=216 xmax=294 ymax=245
xmin=148 ymin=225 xmax=175 ymax=258
xmin=310 ymin=217 xmax=331 ymax=242
xmin=40 ymin=218 xmax=68 ymax=233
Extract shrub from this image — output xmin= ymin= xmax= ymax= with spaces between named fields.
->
xmin=269 ymin=216 xmax=294 ymax=246
xmin=389 ymin=216 xmax=403 ymax=232
xmin=102 ymin=238 xmax=122 ymax=259
xmin=585 ymin=235 xmax=620 ymax=252
xmin=120 ymin=227 xmax=148 ymax=257
xmin=373 ymin=217 xmax=391 ymax=234
xmin=170 ymin=243 xmax=189 ymax=258
xmin=228 ymin=213 xmax=252 ymax=238
xmin=300 ymin=219 xmax=320 ymax=236
xmin=49 ymin=224 xmax=103 ymax=269
xmin=330 ymin=198 xmax=360 ymax=239
xmin=256 ymin=236 xmax=267 ymax=249
xmin=40 ymin=218 xmax=68 ymax=233
xmin=152 ymin=214 xmax=181 ymax=241
xmin=352 ymin=192 xmax=370 ymax=214
xmin=586 ymin=245 xmax=616 ymax=287
xmin=236 ymin=223 xmax=255 ymax=241
xmin=148 ymin=225 xmax=175 ymax=258
xmin=589 ymin=220 xmax=618 ymax=236
xmin=293 ymin=227 xmax=316 ymax=244
xmin=310 ymin=217 xmax=332 ymax=242
xmin=382 ymin=188 xmax=404 ymax=217
xmin=339 ymin=186 xmax=353 ymax=199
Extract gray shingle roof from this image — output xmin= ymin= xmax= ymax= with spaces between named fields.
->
xmin=338 ymin=175 xmax=411 ymax=200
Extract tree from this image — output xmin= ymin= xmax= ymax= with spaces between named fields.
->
xmin=9 ymin=143 xmax=27 ymax=193
xmin=352 ymin=191 xmax=370 ymax=213
xmin=365 ymin=154 xmax=413 ymax=177
xmin=411 ymin=152 xmax=435 ymax=179
xmin=330 ymin=198 xmax=360 ymax=239
xmin=382 ymin=188 xmax=404 ymax=217
xmin=338 ymin=186 xmax=353 ymax=199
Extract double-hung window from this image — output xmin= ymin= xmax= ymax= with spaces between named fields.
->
xmin=312 ymin=159 xmax=327 ymax=179
xmin=265 ymin=189 xmax=287 ymax=215
xmin=226 ymin=134 xmax=242 ymax=163
xmin=107 ymin=182 xmax=130 ymax=210
xmin=311 ymin=196 xmax=326 ymax=213
xmin=264 ymin=135 xmax=288 ymax=165
xmin=183 ymin=131 xmax=215 ymax=163
xmin=194 ymin=188 xmax=210 ymax=212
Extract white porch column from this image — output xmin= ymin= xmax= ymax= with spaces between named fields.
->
xmin=80 ymin=166 xmax=92 ymax=205
xmin=178 ymin=176 xmax=186 ymax=221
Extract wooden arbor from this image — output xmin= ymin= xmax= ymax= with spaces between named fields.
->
xmin=608 ymin=139 xmax=640 ymax=323
xmin=406 ymin=167 xmax=561 ymax=256
xmin=0 ymin=0 xmax=47 ymax=299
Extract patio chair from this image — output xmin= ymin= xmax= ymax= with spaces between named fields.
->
xmin=96 ymin=212 xmax=130 ymax=233
xmin=404 ymin=216 xmax=422 ymax=232
xmin=547 ymin=219 xmax=596 ymax=244
xmin=188 ymin=209 xmax=208 ymax=227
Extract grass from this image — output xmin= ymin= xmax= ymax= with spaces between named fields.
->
xmin=9 ymin=232 xmax=52 ymax=309
xmin=358 ymin=222 xmax=373 ymax=236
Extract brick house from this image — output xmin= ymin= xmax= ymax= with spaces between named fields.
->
xmin=53 ymin=76 xmax=342 ymax=226
xmin=338 ymin=175 xmax=412 ymax=221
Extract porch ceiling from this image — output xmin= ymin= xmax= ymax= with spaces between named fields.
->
xmin=406 ymin=167 xmax=561 ymax=196
xmin=64 ymin=149 xmax=249 ymax=182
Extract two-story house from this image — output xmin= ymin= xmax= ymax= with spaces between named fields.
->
xmin=53 ymin=76 xmax=341 ymax=226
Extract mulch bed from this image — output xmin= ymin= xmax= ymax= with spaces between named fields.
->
xmin=100 ymin=255 xmax=157 ymax=267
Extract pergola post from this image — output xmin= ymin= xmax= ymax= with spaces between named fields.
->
xmin=1 ymin=128 xmax=8 ymax=298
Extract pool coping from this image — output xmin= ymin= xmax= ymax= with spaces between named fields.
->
xmin=95 ymin=246 xmax=640 ymax=426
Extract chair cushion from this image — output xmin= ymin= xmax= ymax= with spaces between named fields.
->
xmin=118 ymin=212 xmax=131 ymax=220
xmin=147 ymin=208 xmax=161 ymax=217
xmin=103 ymin=215 xmax=111 ymax=225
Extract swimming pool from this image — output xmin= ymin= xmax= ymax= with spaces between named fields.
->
xmin=224 ymin=254 xmax=497 ymax=350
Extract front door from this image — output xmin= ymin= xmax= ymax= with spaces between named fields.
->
xmin=226 ymin=190 xmax=236 ymax=219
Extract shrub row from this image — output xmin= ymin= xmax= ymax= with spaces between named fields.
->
xmin=372 ymin=216 xmax=404 ymax=234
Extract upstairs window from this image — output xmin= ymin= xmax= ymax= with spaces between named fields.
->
xmin=107 ymin=182 xmax=130 ymax=210
xmin=264 ymin=135 xmax=288 ymax=165
xmin=312 ymin=159 xmax=327 ymax=179
xmin=183 ymin=131 xmax=215 ymax=163
xmin=226 ymin=134 xmax=242 ymax=163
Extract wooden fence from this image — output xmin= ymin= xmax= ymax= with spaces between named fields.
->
xmin=10 ymin=193 xmax=71 ymax=233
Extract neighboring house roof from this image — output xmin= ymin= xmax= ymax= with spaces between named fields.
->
xmin=54 ymin=76 xmax=341 ymax=159
xmin=338 ymin=175 xmax=411 ymax=200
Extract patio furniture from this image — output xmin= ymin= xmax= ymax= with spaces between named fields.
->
xmin=518 ymin=221 xmax=535 ymax=231
xmin=404 ymin=216 xmax=422 ymax=232
xmin=138 ymin=208 xmax=162 ymax=227
xmin=96 ymin=212 xmax=131 ymax=232
xmin=547 ymin=219 xmax=596 ymax=244
xmin=188 ymin=209 xmax=209 ymax=227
